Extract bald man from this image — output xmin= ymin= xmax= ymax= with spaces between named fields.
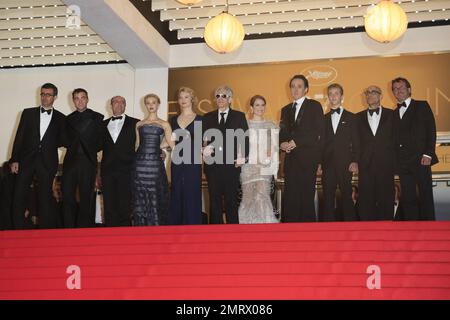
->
xmin=356 ymin=86 xmax=396 ymax=221
xmin=99 ymin=96 xmax=139 ymax=227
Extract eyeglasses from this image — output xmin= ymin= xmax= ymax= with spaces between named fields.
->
xmin=365 ymin=90 xmax=381 ymax=95
xmin=215 ymin=94 xmax=228 ymax=99
xmin=40 ymin=93 xmax=55 ymax=97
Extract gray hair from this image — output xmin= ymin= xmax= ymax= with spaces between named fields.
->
xmin=215 ymin=85 xmax=233 ymax=98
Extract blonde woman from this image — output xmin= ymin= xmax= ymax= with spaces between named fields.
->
xmin=132 ymin=94 xmax=174 ymax=226
xmin=169 ymin=87 xmax=203 ymax=225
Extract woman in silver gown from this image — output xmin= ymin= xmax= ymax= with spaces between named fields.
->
xmin=238 ymin=95 xmax=280 ymax=224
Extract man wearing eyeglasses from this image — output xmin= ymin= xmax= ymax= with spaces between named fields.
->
xmin=356 ymin=85 xmax=395 ymax=221
xmin=98 ymin=96 xmax=139 ymax=227
xmin=392 ymin=77 xmax=437 ymax=221
xmin=9 ymin=83 xmax=67 ymax=229
xmin=202 ymin=86 xmax=249 ymax=224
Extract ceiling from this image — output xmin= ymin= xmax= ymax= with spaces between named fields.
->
xmin=0 ymin=0 xmax=124 ymax=68
xmin=1 ymin=0 xmax=449 ymax=69
xmin=133 ymin=0 xmax=450 ymax=43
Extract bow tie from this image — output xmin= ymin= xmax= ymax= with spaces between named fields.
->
xmin=331 ymin=108 xmax=341 ymax=115
xmin=41 ymin=108 xmax=52 ymax=115
xmin=368 ymin=108 xmax=380 ymax=116
xmin=111 ymin=116 xmax=123 ymax=121
xmin=397 ymin=102 xmax=407 ymax=108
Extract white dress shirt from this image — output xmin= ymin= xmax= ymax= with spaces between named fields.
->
xmin=40 ymin=106 xmax=53 ymax=141
xmin=218 ymin=108 xmax=230 ymax=124
xmin=293 ymin=96 xmax=306 ymax=121
xmin=107 ymin=114 xmax=126 ymax=143
xmin=331 ymin=106 xmax=343 ymax=134
xmin=399 ymin=97 xmax=412 ymax=119
xmin=367 ymin=106 xmax=382 ymax=136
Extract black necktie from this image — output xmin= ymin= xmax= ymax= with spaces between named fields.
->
xmin=331 ymin=108 xmax=341 ymax=115
xmin=292 ymin=102 xmax=298 ymax=121
xmin=112 ymin=116 xmax=123 ymax=121
xmin=219 ymin=112 xmax=226 ymax=126
xmin=368 ymin=108 xmax=380 ymax=116
xmin=397 ymin=102 xmax=407 ymax=108
xmin=41 ymin=107 xmax=52 ymax=115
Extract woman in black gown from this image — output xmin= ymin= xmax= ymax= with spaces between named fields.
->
xmin=132 ymin=93 xmax=174 ymax=226
xmin=169 ymin=87 xmax=203 ymax=225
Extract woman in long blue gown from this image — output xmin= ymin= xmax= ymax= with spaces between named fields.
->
xmin=132 ymin=93 xmax=174 ymax=226
xmin=169 ymin=87 xmax=203 ymax=225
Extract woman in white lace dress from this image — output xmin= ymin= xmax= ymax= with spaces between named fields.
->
xmin=238 ymin=95 xmax=280 ymax=224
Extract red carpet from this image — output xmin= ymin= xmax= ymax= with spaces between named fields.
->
xmin=1 ymin=222 xmax=450 ymax=299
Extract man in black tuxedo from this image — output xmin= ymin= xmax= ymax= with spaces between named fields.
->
xmin=356 ymin=86 xmax=395 ymax=221
xmin=62 ymin=88 xmax=104 ymax=228
xmin=203 ymin=86 xmax=249 ymax=224
xmin=279 ymin=75 xmax=324 ymax=222
xmin=9 ymin=83 xmax=66 ymax=229
xmin=392 ymin=77 xmax=438 ymax=221
xmin=319 ymin=83 xmax=359 ymax=221
xmin=99 ymin=96 xmax=139 ymax=227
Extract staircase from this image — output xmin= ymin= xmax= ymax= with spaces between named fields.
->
xmin=1 ymin=221 xmax=450 ymax=299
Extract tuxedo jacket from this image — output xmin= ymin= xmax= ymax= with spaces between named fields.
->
xmin=100 ymin=115 xmax=139 ymax=175
xmin=64 ymin=108 xmax=104 ymax=168
xmin=10 ymin=107 xmax=66 ymax=174
xmin=394 ymin=99 xmax=438 ymax=167
xmin=202 ymin=108 xmax=249 ymax=174
xmin=356 ymin=107 xmax=396 ymax=172
xmin=279 ymin=98 xmax=324 ymax=167
xmin=322 ymin=109 xmax=360 ymax=170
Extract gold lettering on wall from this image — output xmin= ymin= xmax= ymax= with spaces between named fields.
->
xmin=301 ymin=65 xmax=338 ymax=86
xmin=169 ymin=53 xmax=450 ymax=172
xmin=435 ymin=88 xmax=450 ymax=117
xmin=434 ymin=146 xmax=450 ymax=173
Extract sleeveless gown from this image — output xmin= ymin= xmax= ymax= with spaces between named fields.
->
xmin=169 ymin=115 xmax=203 ymax=225
xmin=132 ymin=124 xmax=169 ymax=226
xmin=238 ymin=120 xmax=280 ymax=224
